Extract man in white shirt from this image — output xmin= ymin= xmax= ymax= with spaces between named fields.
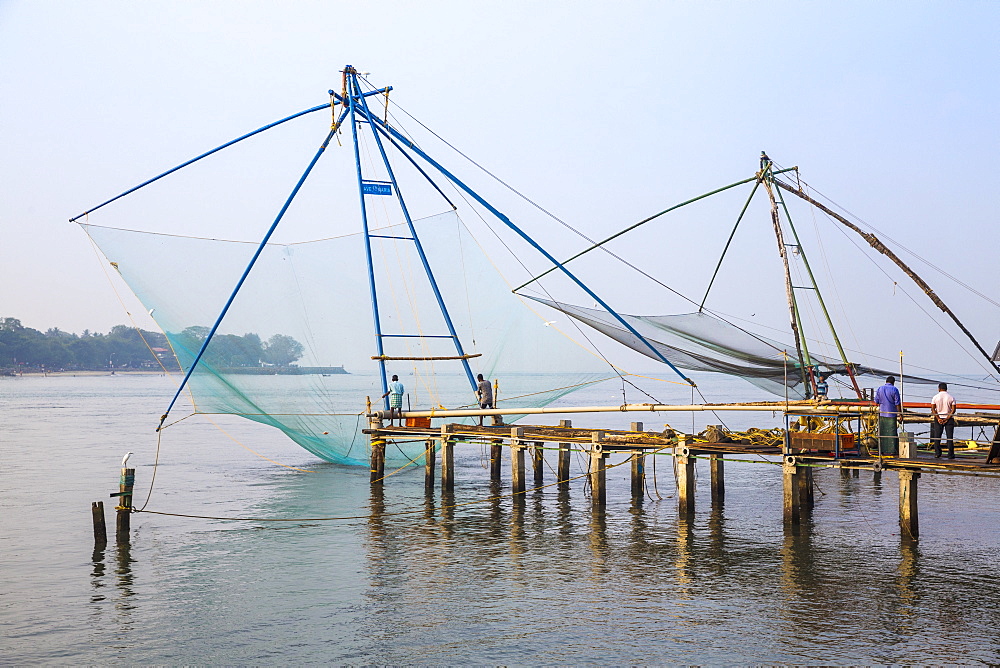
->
xmin=930 ymin=382 xmax=957 ymax=459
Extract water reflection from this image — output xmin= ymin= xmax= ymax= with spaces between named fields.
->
xmin=707 ymin=505 xmax=726 ymax=575
xmin=113 ymin=541 xmax=136 ymax=612
xmin=674 ymin=514 xmax=695 ymax=596
xmin=328 ymin=462 xmax=999 ymax=664
xmin=587 ymin=507 xmax=608 ymax=574
xmin=896 ymin=537 xmax=920 ymax=631
xmin=90 ymin=544 xmax=107 ymax=604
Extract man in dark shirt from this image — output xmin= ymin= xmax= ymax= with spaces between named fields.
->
xmin=476 ymin=373 xmax=494 ymax=427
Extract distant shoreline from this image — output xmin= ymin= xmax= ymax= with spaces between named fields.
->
xmin=4 ymin=366 xmax=349 ymax=377
xmin=2 ymin=370 xmax=167 ymax=377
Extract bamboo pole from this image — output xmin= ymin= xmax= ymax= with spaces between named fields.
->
xmin=776 ymin=179 xmax=1000 ymax=377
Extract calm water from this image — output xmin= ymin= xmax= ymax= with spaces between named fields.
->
xmin=2 ymin=374 xmax=1000 ymax=664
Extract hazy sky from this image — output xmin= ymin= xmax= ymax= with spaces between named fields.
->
xmin=2 ymin=0 xmax=998 ymax=375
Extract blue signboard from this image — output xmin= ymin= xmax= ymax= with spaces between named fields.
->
xmin=362 ymin=180 xmax=393 ymax=196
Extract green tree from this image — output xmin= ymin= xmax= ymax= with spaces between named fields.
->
xmin=263 ymin=334 xmax=304 ymax=366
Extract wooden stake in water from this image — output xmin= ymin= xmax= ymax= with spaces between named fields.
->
xmin=557 ymin=420 xmax=572 ymax=490
xmin=92 ymin=501 xmax=107 ymax=546
xmin=115 ymin=467 xmax=135 ymax=542
xmin=511 ymin=427 xmax=526 ymax=495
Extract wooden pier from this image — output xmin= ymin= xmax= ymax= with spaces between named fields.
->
xmin=364 ymin=408 xmax=1000 ymax=540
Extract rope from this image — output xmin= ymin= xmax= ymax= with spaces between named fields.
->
xmin=134 ymin=439 xmax=693 ymax=522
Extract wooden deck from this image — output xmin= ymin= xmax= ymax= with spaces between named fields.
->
xmin=367 ymin=422 xmax=1000 ymax=475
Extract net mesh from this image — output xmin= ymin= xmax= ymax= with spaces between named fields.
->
xmin=528 ymin=297 xmax=936 ymax=398
xmin=82 ymin=212 xmax=609 ymax=465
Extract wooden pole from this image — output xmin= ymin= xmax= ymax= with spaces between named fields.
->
xmin=782 ymin=457 xmax=800 ymax=525
xmin=369 ymin=413 xmax=385 ymax=485
xmin=590 ymin=432 xmax=607 ymax=507
xmin=899 ymin=470 xmax=920 ymax=539
xmin=798 ymin=464 xmax=814 ymax=509
xmin=710 ymin=454 xmax=725 ymax=504
xmin=115 ymin=467 xmax=134 ymax=542
xmin=631 ymin=451 xmax=645 ymax=503
xmin=532 ymin=441 xmax=544 ymax=487
xmin=92 ymin=501 xmax=107 ymax=546
xmin=629 ymin=422 xmax=645 ymax=504
xmin=511 ymin=427 xmax=525 ymax=495
xmin=424 ymin=438 xmax=435 ymax=491
xmin=441 ymin=425 xmax=454 ymax=491
xmin=370 ymin=437 xmax=386 ymax=485
xmin=557 ymin=419 xmax=572 ymax=490
xmin=490 ymin=438 xmax=503 ymax=481
xmin=676 ymin=438 xmax=695 ymax=515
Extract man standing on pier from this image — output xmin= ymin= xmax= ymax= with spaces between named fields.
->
xmin=476 ymin=373 xmax=494 ymax=427
xmin=874 ymin=375 xmax=901 ymax=456
xmin=381 ymin=374 xmax=405 ymax=426
xmin=930 ymin=382 xmax=957 ymax=459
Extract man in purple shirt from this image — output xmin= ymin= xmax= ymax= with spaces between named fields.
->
xmin=873 ymin=375 xmax=902 ymax=456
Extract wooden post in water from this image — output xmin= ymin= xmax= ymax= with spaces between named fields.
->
xmin=369 ymin=413 xmax=385 ymax=485
xmin=898 ymin=470 xmax=920 ymax=539
xmin=92 ymin=501 xmax=107 ymax=546
xmin=798 ymin=464 xmax=814 ymax=509
xmin=424 ymin=439 xmax=435 ymax=491
xmin=630 ymin=451 xmax=645 ymax=503
xmin=589 ymin=432 xmax=607 ymax=507
xmin=532 ymin=442 xmax=544 ymax=488
xmin=511 ymin=427 xmax=525 ymax=495
xmin=440 ymin=425 xmax=455 ymax=491
xmin=710 ymin=454 xmax=725 ymax=504
xmin=676 ymin=436 xmax=696 ymax=515
xmin=782 ymin=456 xmax=800 ymax=525
xmin=115 ymin=467 xmax=135 ymax=542
xmin=557 ymin=419 xmax=572 ymax=490
xmin=630 ymin=420 xmax=645 ymax=503
xmin=370 ymin=438 xmax=386 ymax=485
xmin=490 ymin=439 xmax=503 ymax=481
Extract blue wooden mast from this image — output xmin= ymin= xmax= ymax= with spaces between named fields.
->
xmin=343 ymin=66 xmax=478 ymax=406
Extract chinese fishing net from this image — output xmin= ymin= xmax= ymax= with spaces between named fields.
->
xmin=81 ymin=211 xmax=610 ymax=465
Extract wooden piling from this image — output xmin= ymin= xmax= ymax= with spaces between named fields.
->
xmin=798 ymin=464 xmax=814 ymax=509
xmin=557 ymin=419 xmax=572 ymax=490
xmin=899 ymin=470 xmax=920 ymax=539
xmin=92 ymin=501 xmax=107 ymax=546
xmin=369 ymin=414 xmax=385 ymax=485
xmin=490 ymin=438 xmax=503 ymax=481
xmin=589 ymin=432 xmax=607 ymax=507
xmin=424 ymin=439 xmax=435 ymax=491
xmin=115 ymin=467 xmax=134 ymax=541
xmin=511 ymin=427 xmax=526 ymax=495
xmin=532 ymin=442 xmax=544 ymax=487
xmin=782 ymin=457 xmax=800 ymax=525
xmin=370 ymin=437 xmax=386 ymax=484
xmin=630 ymin=451 xmax=645 ymax=503
xmin=441 ymin=425 xmax=455 ymax=491
xmin=710 ymin=454 xmax=725 ymax=504
xmin=629 ymin=422 xmax=645 ymax=503
xmin=676 ymin=439 xmax=695 ymax=515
